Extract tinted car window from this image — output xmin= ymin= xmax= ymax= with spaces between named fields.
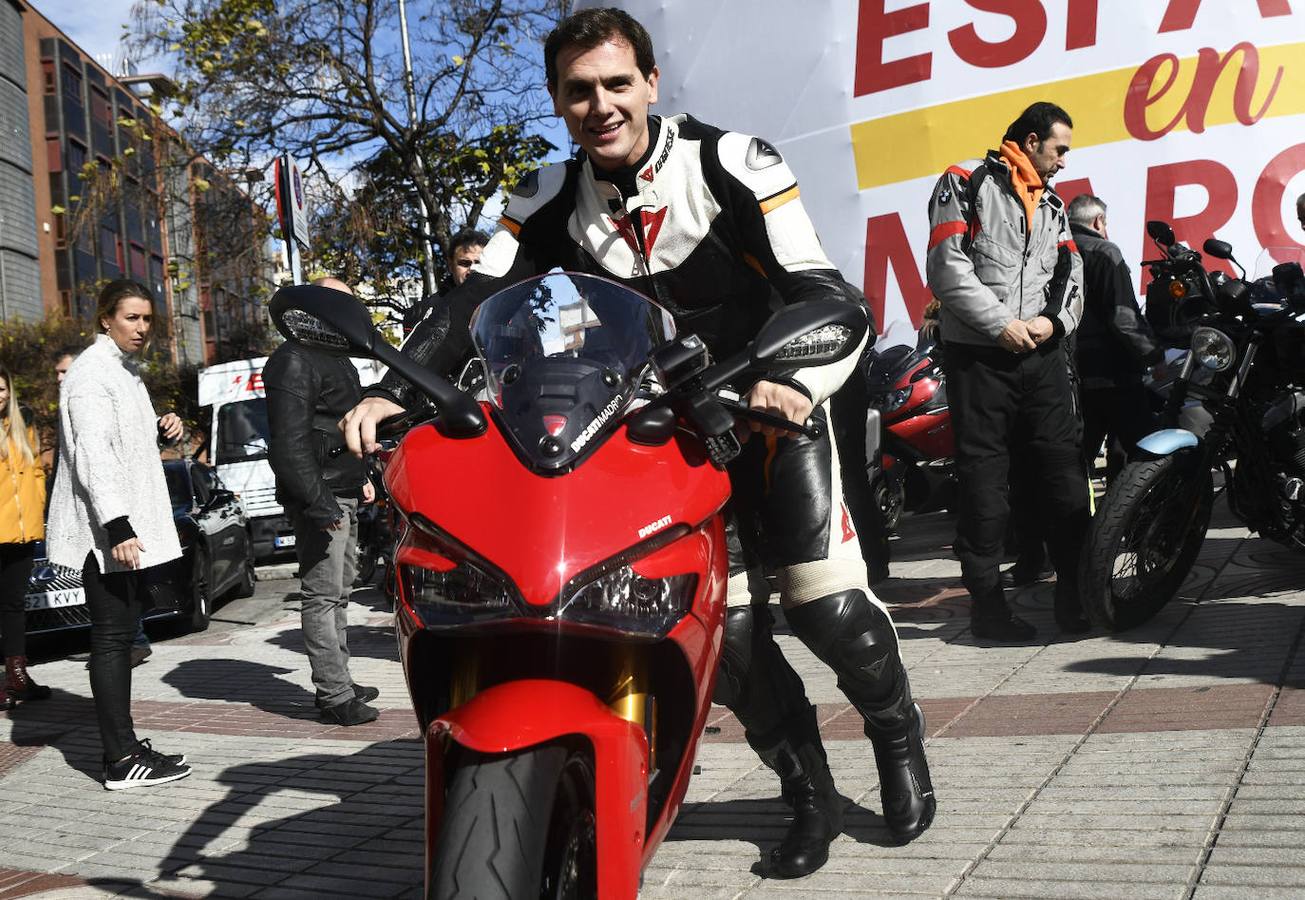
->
xmin=164 ymin=464 xmax=192 ymax=508
xmin=216 ymin=398 xmax=271 ymax=464
xmin=191 ymin=464 xmax=215 ymax=506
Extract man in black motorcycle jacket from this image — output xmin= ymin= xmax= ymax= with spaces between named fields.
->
xmin=266 ymin=277 xmax=380 ymax=728
xmin=1067 ymin=194 xmax=1162 ymax=469
xmin=342 ymin=7 xmax=934 ymax=878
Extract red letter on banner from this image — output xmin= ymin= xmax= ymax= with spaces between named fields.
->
xmin=1065 ymin=0 xmax=1099 ymax=50
xmin=1159 ymin=0 xmax=1292 ymax=33
xmin=1053 ymin=178 xmax=1096 ymax=210
xmin=949 ymin=0 xmax=1048 ymax=68
xmin=863 ymin=214 xmax=931 ymax=331
xmin=1142 ymin=159 xmax=1239 ymax=285
xmin=1252 ymin=143 xmax=1305 ymax=256
xmin=854 ymin=0 xmax=931 ymax=96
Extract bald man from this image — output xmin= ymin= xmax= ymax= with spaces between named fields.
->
xmin=264 ymin=276 xmax=380 ymax=726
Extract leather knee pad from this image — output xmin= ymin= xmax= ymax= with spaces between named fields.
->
xmin=714 ymin=605 xmax=812 ymax=744
xmin=784 ymin=589 xmax=903 ymax=710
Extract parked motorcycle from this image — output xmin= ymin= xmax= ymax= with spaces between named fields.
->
xmin=1081 ymin=220 xmax=1305 ymax=631
xmin=270 ymin=273 xmax=865 ymax=899
xmin=863 ymin=328 xmax=955 ymax=532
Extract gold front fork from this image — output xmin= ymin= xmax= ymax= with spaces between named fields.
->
xmin=448 ymin=646 xmax=480 ymax=709
xmin=608 ymin=646 xmax=656 ymax=772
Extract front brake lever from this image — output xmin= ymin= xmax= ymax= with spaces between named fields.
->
xmin=716 ymin=398 xmax=824 ymax=440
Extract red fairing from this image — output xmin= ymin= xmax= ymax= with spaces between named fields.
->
xmin=384 ymin=411 xmax=732 ymax=606
xmin=426 ymin=681 xmax=649 ymax=900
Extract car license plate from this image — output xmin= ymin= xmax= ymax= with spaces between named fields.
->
xmin=25 ymin=588 xmax=86 ymax=611
xmin=274 ymin=535 xmax=296 ymax=548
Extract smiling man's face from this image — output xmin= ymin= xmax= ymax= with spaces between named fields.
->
xmin=550 ymin=37 xmax=659 ymax=173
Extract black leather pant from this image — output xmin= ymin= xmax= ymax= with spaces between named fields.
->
xmin=84 ymin=553 xmax=146 ymax=762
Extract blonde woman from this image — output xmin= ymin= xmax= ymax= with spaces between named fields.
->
xmin=0 ymin=364 xmax=50 ymax=710
xmin=47 ymin=279 xmax=190 ymax=789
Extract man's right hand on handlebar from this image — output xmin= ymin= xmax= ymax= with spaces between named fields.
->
xmin=340 ymin=396 xmax=406 ymax=457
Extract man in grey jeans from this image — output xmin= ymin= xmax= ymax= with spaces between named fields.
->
xmin=265 ymin=277 xmax=379 ymax=725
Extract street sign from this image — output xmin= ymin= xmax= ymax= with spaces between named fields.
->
xmin=273 ymin=155 xmax=310 ymax=251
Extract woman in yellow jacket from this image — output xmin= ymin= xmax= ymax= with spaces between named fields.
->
xmin=0 ymin=364 xmax=50 ymax=710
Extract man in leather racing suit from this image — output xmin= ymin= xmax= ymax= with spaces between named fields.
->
xmin=341 ymin=7 xmax=934 ymax=876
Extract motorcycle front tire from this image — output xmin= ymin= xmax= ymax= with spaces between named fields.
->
xmin=429 ymin=741 xmax=597 ymax=900
xmin=1081 ymin=453 xmax=1214 ymax=632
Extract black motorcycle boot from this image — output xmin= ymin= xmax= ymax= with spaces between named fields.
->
xmin=861 ymin=680 xmax=936 ymax=843
xmin=969 ymin=586 xmax=1037 ymax=641
xmin=748 ymin=706 xmax=845 ymax=878
xmin=715 ymin=607 xmax=842 ymax=878
xmin=784 ymin=590 xmax=936 ymax=843
xmin=1053 ymin=580 xmax=1091 ymax=633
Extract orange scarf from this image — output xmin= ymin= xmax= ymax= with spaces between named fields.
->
xmin=1000 ymin=141 xmax=1043 ymax=232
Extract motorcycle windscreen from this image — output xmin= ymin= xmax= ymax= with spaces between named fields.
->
xmin=470 ymin=271 xmax=676 ymax=471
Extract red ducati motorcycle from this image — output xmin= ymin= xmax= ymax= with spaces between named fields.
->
xmin=270 ymin=273 xmax=865 ymax=899
xmin=863 ymin=329 xmax=955 ymax=531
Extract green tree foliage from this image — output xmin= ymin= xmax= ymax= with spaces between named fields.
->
xmin=129 ymin=0 xmax=568 ymax=307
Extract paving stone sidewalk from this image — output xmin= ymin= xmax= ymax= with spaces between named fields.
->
xmin=2 ymin=502 xmax=1304 ymax=898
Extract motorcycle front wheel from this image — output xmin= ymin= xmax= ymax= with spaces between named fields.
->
xmin=1081 ymin=453 xmax=1214 ymax=632
xmin=429 ymin=742 xmax=597 ymax=900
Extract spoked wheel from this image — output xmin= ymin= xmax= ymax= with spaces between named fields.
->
xmin=1081 ymin=454 xmax=1214 ymax=631
xmin=429 ymin=742 xmax=597 ymax=900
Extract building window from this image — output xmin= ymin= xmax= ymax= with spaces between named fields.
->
xmin=130 ymin=244 xmax=147 ymax=279
xmin=42 ymin=61 xmax=55 ymax=95
xmin=90 ymin=88 xmax=111 ymax=127
xmin=100 ymin=226 xmax=122 ymax=271
xmin=62 ymin=65 xmax=82 ymax=104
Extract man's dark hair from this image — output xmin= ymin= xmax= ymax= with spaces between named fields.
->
xmin=544 ymin=7 xmax=656 ymax=90
xmin=1003 ymin=102 xmax=1073 ymax=145
xmin=51 ymin=345 xmax=81 ymax=362
xmin=448 ymin=229 xmax=490 ymax=256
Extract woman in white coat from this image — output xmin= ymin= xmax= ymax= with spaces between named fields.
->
xmin=47 ymin=279 xmax=192 ymax=790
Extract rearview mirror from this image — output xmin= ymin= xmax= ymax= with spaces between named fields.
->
xmin=1147 ymin=220 xmax=1176 ymax=247
xmin=1202 ymin=239 xmax=1233 ymax=260
xmin=752 ymin=299 xmax=868 ymax=369
xmin=270 ymin=284 xmax=377 ymax=355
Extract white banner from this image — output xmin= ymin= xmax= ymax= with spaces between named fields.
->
xmin=596 ymin=0 xmax=1305 ymax=344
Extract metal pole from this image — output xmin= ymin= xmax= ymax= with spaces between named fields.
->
xmin=398 ymin=0 xmax=439 ymax=299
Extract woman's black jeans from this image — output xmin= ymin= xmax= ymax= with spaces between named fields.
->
xmin=83 ymin=552 xmax=145 ymax=762
xmin=0 ymin=542 xmax=37 ymax=658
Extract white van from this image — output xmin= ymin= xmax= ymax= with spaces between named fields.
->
xmin=197 ymin=356 xmax=385 ymax=559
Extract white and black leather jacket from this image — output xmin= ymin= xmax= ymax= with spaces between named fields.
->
xmin=371 ymin=114 xmax=868 ymax=409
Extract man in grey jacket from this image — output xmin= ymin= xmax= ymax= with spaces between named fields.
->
xmin=266 ymin=277 xmax=380 ymax=726
xmin=925 ymin=101 xmax=1090 ymax=639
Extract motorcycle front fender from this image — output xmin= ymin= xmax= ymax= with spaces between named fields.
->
xmin=426 ymin=679 xmax=649 ymax=900
xmin=1134 ymin=427 xmax=1200 ymax=459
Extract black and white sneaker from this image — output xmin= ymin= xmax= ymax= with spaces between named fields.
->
xmin=103 ymin=740 xmax=192 ymax=790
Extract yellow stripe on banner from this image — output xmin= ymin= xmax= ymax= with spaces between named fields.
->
xmin=760 ymin=185 xmax=800 ymax=214
xmin=850 ymin=40 xmax=1305 ymax=192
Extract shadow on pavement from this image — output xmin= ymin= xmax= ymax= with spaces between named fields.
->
xmin=263 ymin=623 xmax=400 ymax=663
xmin=5 ymin=687 xmax=102 ymax=785
xmin=162 ymin=658 xmax=324 ymax=720
xmin=74 ymin=740 xmax=425 ymax=897
xmin=665 ymin=794 xmax=897 ymax=878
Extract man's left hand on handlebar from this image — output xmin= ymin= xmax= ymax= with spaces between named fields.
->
xmin=745 ymin=380 xmax=813 ymax=438
xmin=339 ymin=396 xmax=406 ymax=457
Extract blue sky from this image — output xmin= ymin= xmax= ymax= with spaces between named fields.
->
xmin=31 ymin=0 xmax=136 ymax=68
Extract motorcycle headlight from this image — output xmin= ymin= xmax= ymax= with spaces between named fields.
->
xmin=1190 ymin=326 xmax=1236 ymax=372
xmin=874 ymin=386 xmax=912 ymax=414
xmin=558 ymin=565 xmax=697 ymax=638
xmin=402 ymin=561 xmax=518 ymax=625
xmin=399 ymin=515 xmax=521 ymax=627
